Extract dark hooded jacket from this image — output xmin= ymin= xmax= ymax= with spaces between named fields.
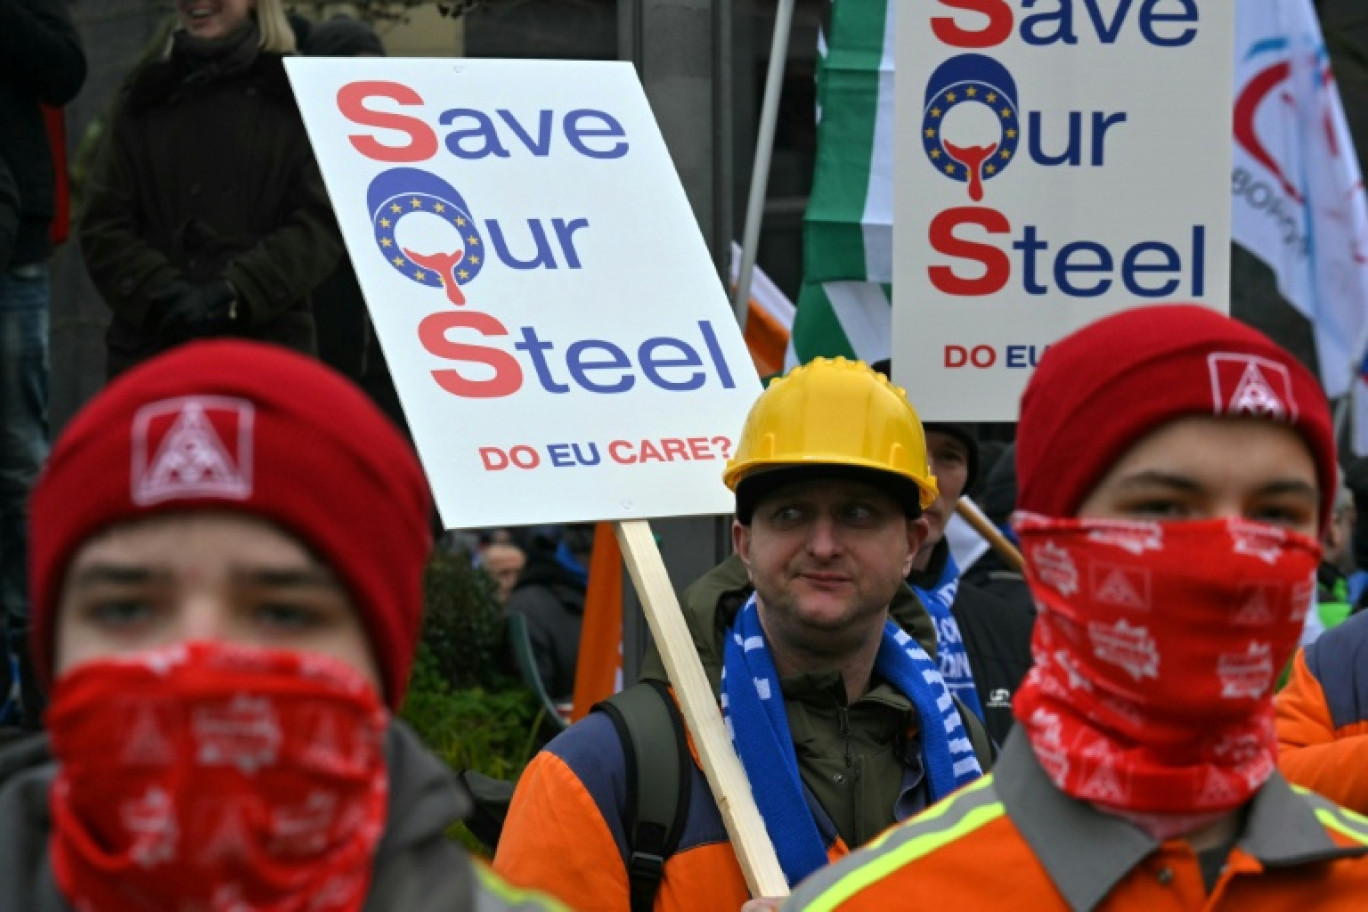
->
xmin=79 ymin=25 xmax=340 ymax=376
xmin=0 ymin=0 xmax=86 ymax=268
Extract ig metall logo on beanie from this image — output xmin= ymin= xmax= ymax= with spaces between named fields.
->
xmin=131 ymin=397 xmax=255 ymax=505
xmin=1207 ymin=353 xmax=1297 ymax=421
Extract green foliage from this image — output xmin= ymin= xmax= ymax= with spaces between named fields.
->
xmin=403 ymin=551 xmax=547 ymax=856
xmin=401 ymin=645 xmax=543 ymax=779
xmin=401 ymin=646 xmax=544 ymax=856
xmin=420 ymin=546 xmax=514 ymax=690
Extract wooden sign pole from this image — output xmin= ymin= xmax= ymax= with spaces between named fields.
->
xmin=614 ymin=519 xmax=789 ymax=898
xmin=954 ymin=495 xmax=1024 ymax=572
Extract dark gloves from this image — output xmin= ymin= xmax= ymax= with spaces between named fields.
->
xmin=148 ymin=280 xmax=239 ymax=340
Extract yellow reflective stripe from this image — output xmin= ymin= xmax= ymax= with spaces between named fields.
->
xmin=804 ymin=777 xmax=1003 ymax=912
xmin=1314 ymin=807 xmax=1368 ymax=847
xmin=1289 ymin=785 xmax=1368 ymax=847
xmin=473 ymin=860 xmax=573 ymax=911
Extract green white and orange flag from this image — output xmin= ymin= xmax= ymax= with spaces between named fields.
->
xmin=790 ymin=0 xmax=896 ymax=367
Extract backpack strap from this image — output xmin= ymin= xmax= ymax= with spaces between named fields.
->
xmin=594 ymin=680 xmax=692 ymax=912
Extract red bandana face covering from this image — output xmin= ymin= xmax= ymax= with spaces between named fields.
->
xmin=47 ymin=642 xmax=390 ymax=912
xmin=1012 ymin=513 xmax=1320 ymax=837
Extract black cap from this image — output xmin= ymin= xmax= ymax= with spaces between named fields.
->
xmin=734 ymin=464 xmax=925 ymax=525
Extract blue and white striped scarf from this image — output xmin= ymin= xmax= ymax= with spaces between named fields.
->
xmin=912 ymin=549 xmax=986 ymax=723
xmin=721 ymin=594 xmax=983 ymax=886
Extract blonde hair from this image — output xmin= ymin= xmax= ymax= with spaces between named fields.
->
xmin=254 ymin=0 xmax=298 ymax=54
xmin=165 ymin=0 xmax=298 ymax=57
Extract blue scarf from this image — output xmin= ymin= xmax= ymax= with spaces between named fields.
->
xmin=912 ymin=549 xmax=985 ymax=722
xmin=721 ymin=595 xmax=983 ymax=886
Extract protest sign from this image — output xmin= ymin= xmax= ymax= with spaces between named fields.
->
xmin=285 ymin=58 xmax=762 ymax=527
xmin=287 ymin=58 xmax=785 ymax=897
xmin=893 ymin=2 xmax=1236 ymax=420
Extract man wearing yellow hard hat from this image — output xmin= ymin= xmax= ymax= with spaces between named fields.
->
xmin=494 ymin=358 xmax=993 ymax=912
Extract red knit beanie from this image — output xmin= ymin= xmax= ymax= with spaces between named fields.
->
xmin=29 ymin=341 xmax=433 ymax=709
xmin=1016 ymin=305 xmax=1336 ymax=526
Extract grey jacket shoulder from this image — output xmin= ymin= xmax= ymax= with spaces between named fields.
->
xmin=0 ymin=734 xmax=66 ymax=912
xmin=0 ymin=723 xmax=560 ymax=912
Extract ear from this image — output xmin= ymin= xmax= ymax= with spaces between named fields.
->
xmin=903 ymin=515 xmax=930 ymax=577
xmin=732 ymin=520 xmax=754 ymax=580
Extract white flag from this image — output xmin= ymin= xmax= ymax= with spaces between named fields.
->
xmin=1232 ymin=0 xmax=1368 ymax=399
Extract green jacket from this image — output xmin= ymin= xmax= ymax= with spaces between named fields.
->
xmin=639 ymin=554 xmax=993 ymax=849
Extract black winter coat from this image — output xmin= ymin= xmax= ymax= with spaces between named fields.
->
xmin=909 ymin=540 xmax=1036 ymax=748
xmin=79 ymin=27 xmax=340 ymax=376
xmin=0 ymin=0 xmax=86 ymax=267
xmin=505 ymin=551 xmax=586 ymax=701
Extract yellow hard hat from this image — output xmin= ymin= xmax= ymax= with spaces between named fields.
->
xmin=723 ymin=357 xmax=938 ymax=519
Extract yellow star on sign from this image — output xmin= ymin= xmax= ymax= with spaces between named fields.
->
xmin=1001 ymin=149 xmax=1011 ymax=159
xmin=434 ymin=203 xmax=446 ymax=213
xmin=392 ymin=256 xmax=404 ymax=266
xmin=468 ymin=236 xmax=479 ymax=246
xmin=966 ymin=86 xmax=977 ymax=97
xmin=381 ymin=238 xmax=392 ymax=247
xmin=1006 ymin=128 xmax=1017 ymax=139
xmin=414 ymin=271 xmax=426 ymax=280
xmin=1001 ymin=108 xmax=1011 ymax=119
xmin=930 ymin=149 xmax=941 ymax=159
xmin=469 ymin=255 xmax=481 ymax=264
xmin=925 ymin=128 xmax=936 ymax=138
xmin=458 ymin=269 xmax=469 ymax=280
xmin=455 ymin=216 xmax=466 ymax=226
xmin=931 ymin=107 xmax=942 ymax=118
xmin=390 ymin=203 xmax=402 ymax=214
xmin=987 ymin=92 xmax=997 ymax=103
xmin=986 ymin=164 xmax=996 ymax=174
xmin=380 ymin=218 xmax=390 ymax=228
xmin=411 ymin=198 xmax=423 ymax=208
xmin=947 ymin=92 xmax=957 ymax=102
xmin=944 ymin=164 xmax=955 ymax=174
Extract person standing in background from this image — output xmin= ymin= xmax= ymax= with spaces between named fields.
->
xmin=79 ymin=0 xmax=340 ymax=378
xmin=0 ymin=0 xmax=87 ymax=730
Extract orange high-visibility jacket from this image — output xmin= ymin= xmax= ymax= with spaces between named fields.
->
xmin=490 ymin=705 xmax=855 ymax=912
xmin=1277 ymin=613 xmax=1368 ymax=813
xmin=785 ymin=731 xmax=1368 ymax=912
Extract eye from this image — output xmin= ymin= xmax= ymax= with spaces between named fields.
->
xmin=932 ymin=448 xmax=967 ymax=469
xmin=85 ymin=598 xmax=157 ymax=629
xmin=840 ymin=502 xmax=880 ymax=526
xmin=1115 ymin=498 xmax=1193 ymax=520
xmin=1247 ymin=502 xmax=1317 ymax=533
xmin=769 ymin=505 xmax=807 ymax=527
xmin=252 ymin=602 xmax=330 ymax=631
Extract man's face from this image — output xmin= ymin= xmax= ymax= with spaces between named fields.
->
xmin=482 ymin=542 xmax=525 ymax=602
xmin=734 ymin=477 xmax=928 ymax=661
xmin=1075 ymin=416 xmax=1319 ymax=536
xmin=916 ymin=430 xmax=970 ymax=565
xmin=54 ymin=511 xmax=380 ymax=689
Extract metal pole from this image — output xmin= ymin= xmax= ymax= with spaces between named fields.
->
xmin=731 ymin=0 xmax=795 ymax=330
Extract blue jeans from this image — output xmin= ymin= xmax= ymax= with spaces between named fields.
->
xmin=0 ymin=263 xmax=49 ymax=726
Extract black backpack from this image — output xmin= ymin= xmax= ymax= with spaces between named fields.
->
xmin=460 ymin=679 xmax=691 ymax=912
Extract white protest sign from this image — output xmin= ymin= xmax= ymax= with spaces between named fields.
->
xmin=285 ymin=59 xmax=761 ymax=528
xmin=893 ymin=2 xmax=1235 ymax=421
